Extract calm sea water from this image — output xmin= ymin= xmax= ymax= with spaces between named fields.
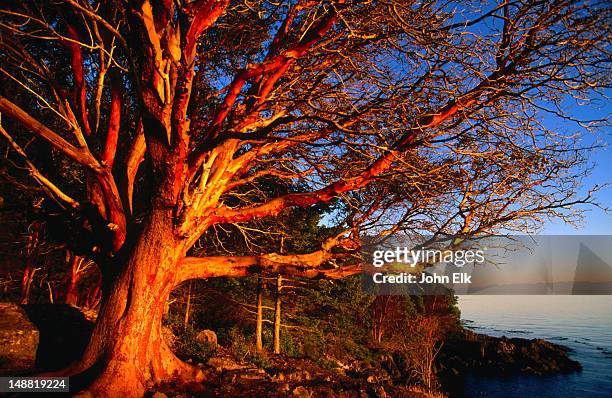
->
xmin=451 ymin=295 xmax=612 ymax=398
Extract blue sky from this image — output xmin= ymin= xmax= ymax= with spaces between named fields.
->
xmin=541 ymin=99 xmax=612 ymax=235
xmin=443 ymin=2 xmax=612 ymax=236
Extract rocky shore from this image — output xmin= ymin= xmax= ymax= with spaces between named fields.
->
xmin=0 ymin=304 xmax=584 ymax=397
xmin=152 ymin=329 xmax=583 ymax=398
xmin=153 ymin=349 xmax=438 ymax=398
xmin=437 ymin=329 xmax=582 ymax=376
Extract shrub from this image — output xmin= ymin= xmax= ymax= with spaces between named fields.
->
xmin=170 ymin=325 xmax=217 ymax=364
xmin=279 ymin=332 xmax=301 ymax=358
xmin=302 ymin=330 xmax=326 ymax=361
xmin=249 ymin=351 xmax=272 ymax=369
xmin=315 ymin=357 xmax=339 ymax=370
xmin=227 ymin=326 xmax=251 ymax=362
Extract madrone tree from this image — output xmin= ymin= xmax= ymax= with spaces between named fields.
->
xmin=0 ymin=0 xmax=608 ymax=395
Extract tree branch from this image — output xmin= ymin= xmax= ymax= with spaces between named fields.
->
xmin=179 ymin=255 xmax=361 ymax=283
xmin=0 ymin=123 xmax=79 ymax=209
xmin=0 ymin=96 xmax=126 ymax=251
xmin=178 ymin=235 xmax=359 ymax=283
xmin=0 ymin=96 xmax=102 ymax=171
xmin=101 ymin=70 xmax=122 ymax=167
xmin=64 ymin=22 xmax=92 ymax=137
xmin=124 ymin=120 xmax=146 ymax=214
xmin=189 ymin=0 xmax=343 ymax=169
xmin=183 ymin=0 xmax=230 ymax=61
xmin=209 ymin=80 xmax=487 ymax=226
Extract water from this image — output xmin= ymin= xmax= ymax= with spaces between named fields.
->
xmin=452 ymin=295 xmax=612 ymax=398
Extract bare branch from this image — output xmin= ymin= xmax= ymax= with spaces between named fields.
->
xmin=0 ymin=96 xmax=102 ymax=171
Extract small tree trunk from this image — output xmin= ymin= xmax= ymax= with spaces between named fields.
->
xmin=183 ymin=280 xmax=192 ymax=330
xmin=255 ymin=276 xmax=263 ymax=352
xmin=273 ymin=275 xmax=282 ymax=354
xmin=19 ymin=264 xmax=36 ymax=305
xmin=64 ymin=254 xmax=82 ymax=306
xmin=47 ymin=282 xmax=54 ymax=304
xmin=20 ymin=221 xmax=40 ymax=304
xmin=83 ymin=272 xmax=102 ymax=310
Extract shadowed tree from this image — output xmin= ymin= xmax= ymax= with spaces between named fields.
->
xmin=0 ymin=0 xmax=609 ymax=395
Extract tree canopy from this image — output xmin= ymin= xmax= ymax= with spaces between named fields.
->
xmin=0 ymin=0 xmax=609 ymax=396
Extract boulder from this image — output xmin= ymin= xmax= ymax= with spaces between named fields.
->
xmin=292 ymin=386 xmax=311 ymax=398
xmin=206 ymin=356 xmax=245 ymax=372
xmin=287 ymin=369 xmax=311 ymax=381
xmin=196 ymin=329 xmax=217 ymax=347
xmin=0 ymin=303 xmax=39 ymax=375
xmin=372 ymin=385 xmax=388 ymax=398
xmin=21 ymin=304 xmax=93 ymax=371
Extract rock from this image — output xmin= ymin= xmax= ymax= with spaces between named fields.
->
xmin=361 ymin=367 xmax=390 ymax=384
xmin=239 ymin=373 xmax=267 ymax=381
xmin=439 ymin=329 xmax=582 ymax=376
xmin=372 ymin=386 xmax=388 ymax=398
xmin=318 ymin=387 xmax=337 ymax=398
xmin=206 ymin=356 xmax=245 ymax=372
xmin=21 ymin=304 xmax=94 ymax=371
xmin=195 ymin=369 xmax=205 ymax=382
xmin=0 ymin=303 xmax=39 ymax=375
xmin=287 ymin=370 xmax=311 ymax=381
xmin=335 ymin=359 xmax=350 ymax=369
xmin=334 ymin=367 xmax=347 ymax=376
xmin=292 ymin=386 xmax=311 ymax=398
xmin=379 ymin=354 xmax=401 ymax=379
xmin=196 ymin=329 xmax=217 ymax=347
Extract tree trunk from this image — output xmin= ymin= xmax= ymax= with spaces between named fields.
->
xmin=183 ymin=281 xmax=192 ymax=330
xmin=255 ymin=276 xmax=263 ymax=352
xmin=65 ymin=207 xmax=201 ymax=397
xmin=20 ymin=221 xmax=40 ymax=305
xmin=273 ymin=275 xmax=282 ymax=355
xmin=84 ymin=275 xmax=102 ymax=310
xmin=64 ymin=255 xmax=81 ymax=306
xmin=19 ymin=263 xmax=36 ymax=305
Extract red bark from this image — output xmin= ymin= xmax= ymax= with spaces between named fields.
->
xmin=255 ymin=277 xmax=264 ymax=352
xmin=66 ymin=207 xmax=201 ymax=397
xmin=101 ymin=72 xmax=122 ymax=167
xmin=84 ymin=280 xmax=102 ymax=310
xmin=64 ymin=255 xmax=82 ymax=306
xmin=2 ymin=1 xmax=587 ymax=396
xmin=0 ymin=97 xmax=102 ymax=171
xmin=19 ymin=222 xmax=40 ymax=305
xmin=65 ymin=23 xmax=92 ymax=137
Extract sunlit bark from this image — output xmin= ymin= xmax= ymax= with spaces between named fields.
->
xmin=273 ymin=275 xmax=282 ymax=355
xmin=255 ymin=277 xmax=264 ymax=352
xmin=0 ymin=0 xmax=608 ymax=396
